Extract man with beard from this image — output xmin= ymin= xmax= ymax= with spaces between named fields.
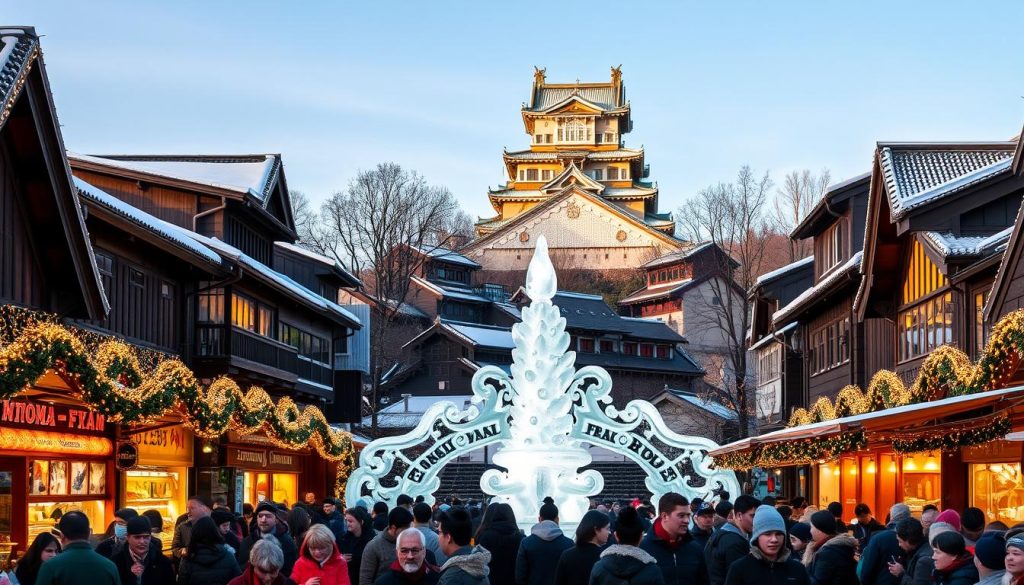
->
xmin=376 ymin=528 xmax=441 ymax=585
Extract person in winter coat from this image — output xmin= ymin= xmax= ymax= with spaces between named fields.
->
xmin=110 ymin=516 xmax=175 ymax=585
xmin=801 ymin=510 xmax=858 ymax=585
xmin=554 ymin=510 xmax=610 ymax=585
xmin=36 ymin=512 xmax=119 ymax=585
xmin=373 ymin=504 xmax=390 ymax=533
xmin=928 ymin=532 xmax=976 ymax=585
xmin=1005 ymin=534 xmax=1024 ymax=585
xmin=212 ymin=508 xmax=243 ymax=555
xmin=789 ymin=523 xmax=811 ymax=563
xmin=340 ymin=508 xmax=376 ymax=585
xmin=230 ymin=539 xmax=296 ymax=585
xmin=291 ymin=524 xmax=350 ymax=585
xmin=852 ymin=504 xmax=886 ymax=551
xmin=884 ymin=517 xmax=928 ymax=585
xmin=706 ymin=495 xmax=759 ymax=585
xmin=96 ymin=508 xmax=139 ymax=560
xmin=321 ymin=499 xmax=348 ymax=546
xmin=360 ymin=507 xmax=416 ymax=585
xmin=857 ymin=503 xmax=912 ymax=585
xmin=722 ymin=505 xmax=809 ymax=585
xmin=375 ymin=529 xmax=440 ymax=585
xmin=177 ymin=516 xmax=243 ymax=585
xmin=690 ymin=503 xmax=715 ymax=552
xmin=238 ymin=502 xmax=299 ymax=578
xmin=413 ymin=503 xmax=446 ymax=566
xmin=474 ymin=504 xmax=522 ymax=585
xmin=589 ymin=506 xmax=664 ymax=585
xmin=13 ymin=532 xmax=61 ymax=585
xmin=438 ymin=507 xmax=491 ymax=585
xmin=516 ymin=502 xmax=574 ymax=585
xmin=640 ymin=493 xmax=708 ymax=585
xmin=970 ymin=532 xmax=1005 ymax=585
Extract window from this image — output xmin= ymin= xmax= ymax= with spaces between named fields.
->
xmin=95 ymin=251 xmax=114 ymax=294
xmin=623 ymin=342 xmax=638 ymax=356
xmin=280 ymin=322 xmax=329 ymax=364
xmin=593 ymin=169 xmax=604 ymax=181
xmin=232 ymin=293 xmax=276 ymax=338
xmin=648 ymin=273 xmax=656 ymax=285
xmin=129 ymin=268 xmax=145 ymax=288
xmin=639 ymin=343 xmax=654 ymax=358
xmin=604 ymin=132 xmax=615 ymax=144
xmin=579 ymin=338 xmax=595 ymax=353
xmin=335 ymin=333 xmax=349 ymax=356
xmin=545 ymin=134 xmax=552 ymax=143
xmin=757 ymin=343 xmax=782 ymax=385
xmin=810 ymin=317 xmax=850 ymax=374
xmin=655 ymin=345 xmax=670 ymax=359
xmin=541 ymin=169 xmax=552 ymax=181
xmin=559 ymin=119 xmax=590 ymax=143
xmin=526 ymin=168 xmax=538 ymax=181
xmin=898 ymin=292 xmax=953 ymax=362
xmin=671 ymin=269 xmax=679 ymax=280
xmin=599 ymin=339 xmax=615 ymax=353
xmin=902 ymin=240 xmax=949 ymax=306
xmin=608 ymin=167 xmax=619 ymax=180
xmin=596 ymin=134 xmax=603 ymax=144
xmin=660 ymin=270 xmax=667 ymax=282
xmin=436 ymin=266 xmax=468 ymax=284
xmin=518 ymin=169 xmax=525 ymax=181
xmin=197 ymin=285 xmax=225 ymax=323
xmin=975 ymin=291 xmax=990 ymax=359
xmin=535 ymin=134 xmax=541 ymax=143
xmin=817 ymin=221 xmax=846 ymax=276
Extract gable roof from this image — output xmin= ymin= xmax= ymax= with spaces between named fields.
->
xmin=273 ymin=241 xmax=362 ymax=288
xmin=986 ymin=198 xmax=1024 ymax=322
xmin=509 ymin=289 xmax=687 ymax=343
xmin=0 ymin=27 xmax=107 ymax=319
xmin=878 ymin=143 xmax=1015 ymax=220
xmin=790 ymin=172 xmax=871 ymax=239
xmin=540 ymin=163 xmax=605 ymax=194
xmin=526 ymin=85 xmax=624 ymax=113
xmin=774 ymin=251 xmax=862 ymax=325
xmin=410 ymin=245 xmax=481 ymax=269
xmin=754 ymin=256 xmax=814 ymax=287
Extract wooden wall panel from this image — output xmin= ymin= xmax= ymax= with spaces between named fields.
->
xmin=71 ymin=170 xmax=198 ymax=230
xmin=0 ymin=143 xmax=46 ymax=309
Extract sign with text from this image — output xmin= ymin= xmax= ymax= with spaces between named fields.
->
xmin=116 ymin=442 xmax=139 ymax=470
xmin=134 ymin=425 xmax=194 ymax=466
xmin=227 ymin=448 xmax=302 ymax=472
xmin=1 ymin=399 xmax=107 ymax=436
xmin=1 ymin=429 xmax=112 ymax=456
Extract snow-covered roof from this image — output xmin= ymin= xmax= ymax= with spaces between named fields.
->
xmin=413 ymin=245 xmax=480 ymax=268
xmin=274 ymin=241 xmax=362 ymax=286
xmin=755 ymin=256 xmax=814 ymax=286
xmin=0 ymin=28 xmax=38 ymax=129
xmin=361 ymin=395 xmax=474 ymax=428
xmin=493 ymin=303 xmax=521 ymax=320
xmin=74 ymin=177 xmax=223 ymax=265
xmin=189 ymin=233 xmax=361 ymax=328
xmin=68 ymin=153 xmax=280 ymax=202
xmin=921 ymin=227 xmax=1013 ymax=259
xmin=773 ymin=251 xmax=863 ymax=325
xmin=445 ymin=321 xmax=515 ymax=350
xmin=410 ymin=277 xmax=490 ymax=303
xmin=748 ymin=321 xmax=799 ymax=353
xmin=879 ymin=144 xmax=1015 ymax=220
xmin=664 ymin=389 xmax=737 ymax=421
xmin=618 ymin=280 xmax=693 ymax=305
xmin=641 ymin=242 xmax=716 ymax=269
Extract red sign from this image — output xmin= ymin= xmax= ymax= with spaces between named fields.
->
xmin=1 ymin=399 xmax=107 ymax=436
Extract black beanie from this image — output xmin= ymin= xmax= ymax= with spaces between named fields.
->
xmin=811 ymin=509 xmax=837 ymax=535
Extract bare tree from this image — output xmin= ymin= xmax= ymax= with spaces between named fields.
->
xmin=677 ymin=165 xmax=774 ymax=439
xmin=318 ymin=163 xmax=464 ymax=428
xmin=773 ymin=169 xmax=831 ymax=262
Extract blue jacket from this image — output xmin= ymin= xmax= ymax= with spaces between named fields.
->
xmin=640 ymin=520 xmax=708 ymax=585
xmin=856 ymin=528 xmax=903 ymax=585
xmin=516 ymin=521 xmax=574 ymax=585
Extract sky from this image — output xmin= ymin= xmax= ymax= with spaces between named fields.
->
xmin=8 ymin=1 xmax=1024 ymax=222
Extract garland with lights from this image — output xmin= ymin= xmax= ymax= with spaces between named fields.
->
xmin=715 ymin=431 xmax=868 ymax=469
xmin=889 ymin=417 xmax=1012 ymax=454
xmin=0 ymin=305 xmax=354 ymax=462
xmin=787 ymin=309 xmax=1024 ymax=427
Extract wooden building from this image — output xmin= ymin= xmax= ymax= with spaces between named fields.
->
xmin=464 ymin=67 xmax=687 ymax=272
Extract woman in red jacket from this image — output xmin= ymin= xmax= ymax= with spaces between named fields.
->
xmin=291 ymin=524 xmax=351 ymax=585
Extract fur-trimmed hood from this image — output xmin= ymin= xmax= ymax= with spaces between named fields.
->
xmin=440 ymin=545 xmax=492 ymax=578
xmin=750 ymin=546 xmax=792 ymax=564
xmin=600 ymin=545 xmax=658 ymax=565
xmin=801 ymin=534 xmax=858 ymax=568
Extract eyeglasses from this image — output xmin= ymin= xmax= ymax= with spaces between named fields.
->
xmin=399 ymin=548 xmax=424 ymax=555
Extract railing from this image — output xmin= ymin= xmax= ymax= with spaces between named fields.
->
xmin=295 ymin=355 xmax=333 ymax=387
xmin=231 ymin=327 xmax=298 ymax=373
xmin=195 ymin=324 xmax=225 ymax=357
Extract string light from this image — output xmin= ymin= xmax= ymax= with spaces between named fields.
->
xmin=0 ymin=304 xmax=355 ymax=463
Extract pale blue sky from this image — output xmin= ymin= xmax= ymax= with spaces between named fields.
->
xmin=9 ymin=1 xmax=1024 ymax=221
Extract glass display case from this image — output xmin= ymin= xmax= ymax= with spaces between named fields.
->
xmin=27 ymin=501 xmax=105 ymax=545
xmin=242 ymin=472 xmax=297 ymax=508
xmin=124 ymin=468 xmax=185 ymax=551
xmin=971 ymin=463 xmax=1024 ymax=525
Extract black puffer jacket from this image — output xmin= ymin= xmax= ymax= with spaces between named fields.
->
xmin=723 ymin=547 xmax=810 ymax=585
xmin=705 ymin=524 xmax=748 ymax=585
xmin=590 ymin=545 xmax=665 ymax=585
xmin=555 ymin=543 xmax=603 ymax=585
xmin=340 ymin=527 xmax=377 ymax=585
xmin=639 ymin=520 xmax=708 ymax=585
xmin=516 ymin=521 xmax=574 ymax=585
xmin=476 ymin=518 xmax=524 ymax=585
xmin=177 ymin=545 xmax=243 ymax=585
xmin=802 ymin=535 xmax=858 ymax=585
xmin=931 ymin=556 xmax=978 ymax=585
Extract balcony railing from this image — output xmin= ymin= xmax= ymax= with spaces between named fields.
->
xmin=194 ymin=324 xmax=298 ymax=375
xmin=295 ymin=355 xmax=333 ymax=387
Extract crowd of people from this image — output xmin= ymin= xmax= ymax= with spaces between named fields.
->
xmin=6 ymin=490 xmax=1022 ymax=585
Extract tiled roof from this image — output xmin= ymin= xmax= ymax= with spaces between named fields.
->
xmin=527 ymin=86 xmax=620 ymax=112
xmin=586 ymin=148 xmax=643 ymax=161
xmin=618 ymin=280 xmax=693 ymax=305
xmin=502 ymin=148 xmax=642 ymax=162
xmin=667 ymin=389 xmax=738 ymax=421
xmin=412 ymin=245 xmax=481 ymax=268
xmin=605 ymin=187 xmax=658 ymax=198
xmin=411 ymin=277 xmax=490 ymax=303
xmin=921 ymin=227 xmax=1012 ymax=259
xmin=68 ymin=153 xmax=281 ymax=203
xmin=641 ymin=242 xmax=716 ymax=269
xmin=879 ymin=144 xmax=1015 ymax=219
xmin=444 ymin=321 xmax=515 ymax=350
xmin=748 ymin=321 xmax=799 ymax=353
xmin=0 ymin=28 xmax=38 ymax=131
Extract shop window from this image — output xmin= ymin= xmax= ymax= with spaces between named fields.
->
xmin=901 ymin=453 xmax=941 ymax=515
xmin=244 ymin=472 xmax=298 ymax=508
xmin=817 ymin=462 xmax=840 ymax=509
xmin=898 ymin=292 xmax=953 ymax=362
xmin=971 ymin=463 xmax=1023 ymax=527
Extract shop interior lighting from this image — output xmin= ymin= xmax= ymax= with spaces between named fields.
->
xmin=201 ymin=442 xmax=214 ymax=454
xmin=888 ymin=460 xmax=897 ymax=473
xmin=866 ymin=461 xmax=876 ymax=474
xmin=924 ymin=453 xmax=939 ymax=471
xmin=832 ymin=465 xmax=840 ymax=476
xmin=904 ymin=457 xmax=918 ymax=471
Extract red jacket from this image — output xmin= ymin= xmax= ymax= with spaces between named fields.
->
xmin=228 ymin=565 xmax=296 ymax=585
xmin=289 ymin=539 xmax=350 ymax=585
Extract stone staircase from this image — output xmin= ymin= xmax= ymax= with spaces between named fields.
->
xmin=434 ymin=462 xmax=652 ymax=503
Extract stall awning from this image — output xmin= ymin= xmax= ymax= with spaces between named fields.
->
xmin=711 ymin=385 xmax=1024 ymax=457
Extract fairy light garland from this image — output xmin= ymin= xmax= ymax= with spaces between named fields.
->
xmin=0 ymin=305 xmax=354 ymax=462
xmin=888 ymin=417 xmax=1012 ymax=454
